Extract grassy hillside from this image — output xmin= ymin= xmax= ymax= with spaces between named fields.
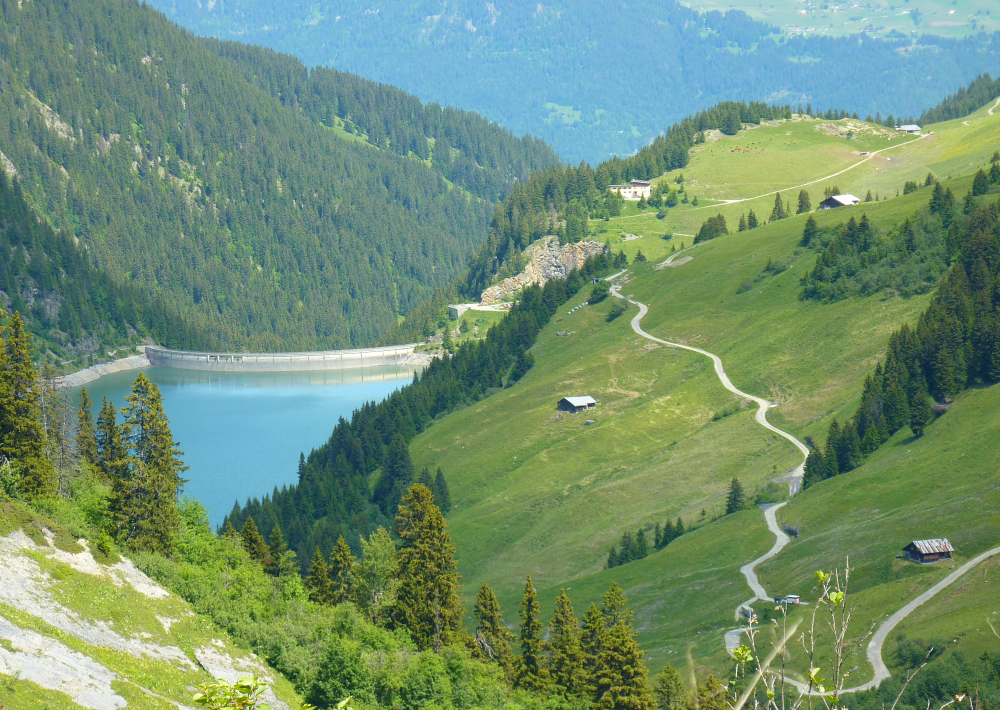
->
xmin=0 ymin=502 xmax=300 ymax=710
xmin=402 ymin=101 xmax=1000 ymax=683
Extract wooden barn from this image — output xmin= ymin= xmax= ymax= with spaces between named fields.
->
xmin=903 ymin=538 xmax=955 ymax=564
xmin=558 ymin=396 xmax=596 ymax=413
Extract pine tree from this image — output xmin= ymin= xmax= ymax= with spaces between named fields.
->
xmin=548 ymin=589 xmax=586 ymax=697
xmin=306 ymin=548 xmax=334 ymax=604
xmin=518 ymin=575 xmax=549 ymax=692
xmin=375 ymin=434 xmax=414 ymax=514
xmin=221 ymin=520 xmax=240 ymax=540
xmin=580 ymin=603 xmax=606 ymax=702
xmin=802 ymin=448 xmax=825 ymax=489
xmin=442 ymin=326 xmax=454 ymax=352
xmin=352 ymin=526 xmax=399 ymax=626
xmin=241 ymin=517 xmax=269 ymax=563
xmin=909 ymin=392 xmax=933 ymax=437
xmin=837 ymin=421 xmax=862 ymax=472
xmin=653 ymin=522 xmax=662 ymax=548
xmin=471 ymin=582 xmax=516 ymax=678
xmin=769 ymin=193 xmax=787 ymax=222
xmin=0 ymin=312 xmax=53 ymax=498
xmin=746 ymin=210 xmax=759 ymax=229
xmin=329 ymin=535 xmax=356 ymax=604
xmin=95 ymin=397 xmax=125 ymax=484
xmin=297 ymin=452 xmax=307 ymax=482
xmin=112 ymin=373 xmax=186 ymax=553
xmin=738 ymin=214 xmax=747 ymax=232
xmin=634 ymin=529 xmax=649 ymax=559
xmin=823 ymin=420 xmax=842 ymax=478
xmin=594 ymin=607 xmax=652 ymax=710
xmin=602 ymin=582 xmax=633 ymax=628
xmin=434 ymin=468 xmax=452 ymax=512
xmin=972 ymin=169 xmax=990 ymax=196
xmin=865 ymin=190 xmax=873 ymax=202
xmin=802 ymin=215 xmax=819 ymax=245
xmin=653 ymin=664 xmax=686 ymax=710
xmin=693 ymin=675 xmax=728 ymax=710
xmin=725 ymin=477 xmax=745 ymax=514
xmin=392 ymin=483 xmax=463 ymax=651
xmin=797 ymin=189 xmax=811 ymax=214
xmin=76 ymin=388 xmax=98 ymax=467
xmin=266 ymin=523 xmax=288 ymax=576
xmin=417 ymin=466 xmax=434 ymax=492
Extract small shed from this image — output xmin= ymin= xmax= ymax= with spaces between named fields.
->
xmin=903 ymin=538 xmax=955 ymax=564
xmin=818 ymin=194 xmax=861 ymax=209
xmin=558 ymin=396 xmax=596 ymax=413
xmin=785 ymin=595 xmax=801 ymax=605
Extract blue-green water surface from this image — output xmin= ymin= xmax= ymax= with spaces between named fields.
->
xmin=74 ymin=366 xmax=417 ymax=527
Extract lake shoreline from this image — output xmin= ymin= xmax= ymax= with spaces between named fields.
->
xmin=56 ymin=353 xmax=151 ymax=389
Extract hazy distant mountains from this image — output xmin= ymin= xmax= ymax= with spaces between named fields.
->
xmin=146 ymin=0 xmax=1000 ymax=162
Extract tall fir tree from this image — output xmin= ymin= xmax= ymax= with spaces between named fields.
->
xmin=802 ymin=448 xmax=825 ymax=489
xmin=653 ymin=664 xmax=686 ymax=710
xmin=517 ymin=575 xmax=549 ymax=692
xmin=376 ymin=434 xmax=415 ymax=514
xmin=392 ymin=483 xmax=463 ymax=651
xmin=241 ymin=517 xmax=269 ymax=563
xmin=725 ymin=477 xmax=745 ymax=514
xmin=306 ymin=548 xmax=334 ymax=604
xmin=548 ymin=589 xmax=586 ymax=698
xmin=909 ymin=391 xmax=933 ymax=437
xmin=593 ymin=585 xmax=652 ymax=710
xmin=746 ymin=210 xmax=759 ymax=229
xmin=471 ymin=582 xmax=516 ymax=679
xmin=95 ymin=398 xmax=125 ymax=484
xmin=266 ymin=523 xmax=288 ymax=577
xmin=0 ymin=312 xmax=54 ymax=497
xmin=111 ymin=373 xmax=186 ymax=553
xmin=434 ymin=468 xmax=452 ymax=512
xmin=580 ymin=602 xmax=606 ymax=702
xmin=329 ymin=536 xmax=356 ymax=604
xmin=770 ymin=192 xmax=787 ymax=222
xmin=76 ymin=388 xmax=98 ymax=467
xmin=797 ymin=189 xmax=811 ymax=214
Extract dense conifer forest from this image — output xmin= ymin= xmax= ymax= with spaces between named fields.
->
xmin=0 ymin=172 xmax=209 ymax=361
xmin=0 ymin=0 xmax=554 ymax=352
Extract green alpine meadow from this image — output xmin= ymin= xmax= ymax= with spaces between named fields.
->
xmin=3 ymin=1 xmax=1000 ymax=709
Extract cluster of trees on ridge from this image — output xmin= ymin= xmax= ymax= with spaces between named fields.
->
xmin=804 ymin=177 xmax=1000 ymax=487
xmin=0 ymin=172 xmax=210 ymax=364
xmin=224 ymin=251 xmax=626 ymax=571
xmin=606 ymin=518 xmax=686 ymax=569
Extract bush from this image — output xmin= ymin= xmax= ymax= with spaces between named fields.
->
xmin=589 ymin=280 xmax=610 ymax=303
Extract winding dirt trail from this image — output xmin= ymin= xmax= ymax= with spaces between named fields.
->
xmin=609 ymin=264 xmax=1000 ymax=694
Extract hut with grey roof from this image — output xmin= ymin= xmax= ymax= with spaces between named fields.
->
xmin=903 ymin=538 xmax=954 ymax=564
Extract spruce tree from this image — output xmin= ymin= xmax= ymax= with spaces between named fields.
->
xmin=417 ymin=467 xmax=434 ymax=492
xmin=909 ymin=392 xmax=933 ymax=437
xmin=746 ymin=210 xmax=758 ymax=229
xmin=725 ymin=477 xmax=745 ymax=514
xmin=594 ymin=605 xmax=652 ymax=710
xmin=306 ymin=548 xmax=334 ymax=604
xmin=95 ymin=398 xmax=125 ymax=484
xmin=434 ymin=468 xmax=452 ymax=512
xmin=266 ymin=523 xmax=288 ymax=576
xmin=653 ymin=664 xmax=686 ymax=710
xmin=76 ymin=388 xmax=98 ymax=467
xmin=602 ymin=582 xmax=633 ymax=628
xmin=769 ymin=193 xmax=787 ymax=222
xmin=518 ymin=575 xmax=549 ymax=692
xmin=802 ymin=448 xmax=825 ymax=489
xmin=471 ymin=582 xmax=516 ymax=678
xmin=392 ymin=483 xmax=463 ymax=651
xmin=548 ymin=589 xmax=586 ymax=698
xmin=329 ymin=535 xmax=356 ymax=603
xmin=241 ymin=517 xmax=269 ymax=563
xmin=0 ymin=312 xmax=53 ymax=498
xmin=823 ymin=421 xmax=842 ymax=478
xmin=802 ymin=215 xmax=819 ymax=245
xmin=634 ymin=529 xmax=648 ymax=559
xmin=738 ymin=214 xmax=747 ymax=232
xmin=352 ymin=526 xmax=399 ymax=625
xmin=693 ymin=675 xmax=728 ymax=710
xmin=375 ymin=434 xmax=415 ymax=514
xmin=580 ymin=602 xmax=606 ymax=701
xmin=112 ymin=373 xmax=185 ymax=553
xmin=797 ymin=189 xmax=811 ymax=214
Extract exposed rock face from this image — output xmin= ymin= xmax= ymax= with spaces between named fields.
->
xmin=480 ymin=236 xmax=607 ymax=305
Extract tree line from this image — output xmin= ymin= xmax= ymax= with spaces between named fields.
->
xmin=224 ymin=251 xmax=626 ymax=572
xmin=606 ymin=517 xmax=686 ymax=569
xmin=804 ymin=184 xmax=1000 ymax=487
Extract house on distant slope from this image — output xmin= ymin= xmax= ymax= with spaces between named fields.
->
xmin=903 ymin=538 xmax=954 ymax=564
xmin=896 ymin=124 xmax=922 ymax=135
xmin=609 ymin=179 xmax=652 ymax=201
xmin=818 ymin=194 xmax=861 ymax=209
xmin=558 ymin=396 xmax=596 ymax=413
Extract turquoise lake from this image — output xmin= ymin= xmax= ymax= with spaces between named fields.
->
xmin=73 ymin=366 xmax=418 ymax=527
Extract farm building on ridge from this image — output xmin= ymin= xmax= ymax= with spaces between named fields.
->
xmin=903 ymin=538 xmax=955 ymax=564
xmin=558 ymin=396 xmax=597 ymax=413
xmin=818 ymin=194 xmax=861 ymax=209
xmin=896 ymin=124 xmax=922 ymax=135
xmin=609 ymin=179 xmax=652 ymax=201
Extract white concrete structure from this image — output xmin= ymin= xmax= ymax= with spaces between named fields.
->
xmin=896 ymin=124 xmax=921 ymax=135
xmin=609 ymin=179 xmax=652 ymax=201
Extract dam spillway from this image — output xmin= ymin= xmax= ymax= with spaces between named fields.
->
xmin=144 ymin=343 xmax=425 ymax=372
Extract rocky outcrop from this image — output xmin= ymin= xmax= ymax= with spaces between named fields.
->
xmin=480 ymin=236 xmax=607 ymax=305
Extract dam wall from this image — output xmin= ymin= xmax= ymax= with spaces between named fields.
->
xmin=145 ymin=344 xmax=424 ymax=372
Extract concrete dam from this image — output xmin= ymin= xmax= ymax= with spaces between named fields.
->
xmin=145 ymin=344 xmax=428 ymax=372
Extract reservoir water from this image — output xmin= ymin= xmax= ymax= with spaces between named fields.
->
xmin=73 ymin=365 xmax=418 ymax=527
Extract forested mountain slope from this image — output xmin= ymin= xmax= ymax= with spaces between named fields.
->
xmin=0 ymin=0 xmax=551 ymax=352
xmin=145 ymin=0 xmax=1000 ymax=162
